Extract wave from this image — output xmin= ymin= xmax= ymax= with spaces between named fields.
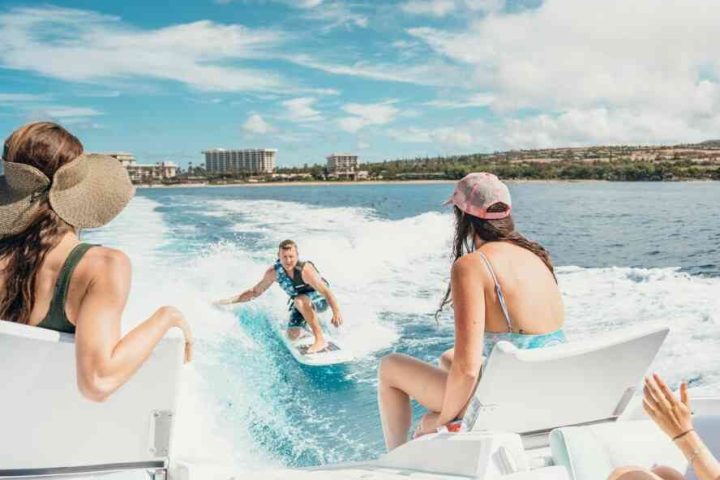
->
xmin=80 ymin=195 xmax=720 ymax=475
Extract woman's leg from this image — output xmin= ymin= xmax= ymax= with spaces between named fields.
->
xmin=650 ymin=466 xmax=685 ymax=480
xmin=439 ymin=347 xmax=454 ymax=372
xmin=378 ymin=353 xmax=447 ymax=451
xmin=607 ymin=467 xmax=667 ymax=480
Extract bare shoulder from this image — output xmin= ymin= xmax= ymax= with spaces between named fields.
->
xmin=300 ymin=261 xmax=321 ymax=280
xmin=451 ymin=252 xmax=489 ymax=288
xmin=301 ymin=261 xmax=318 ymax=274
xmin=452 ymin=252 xmax=484 ymax=274
xmin=81 ymin=246 xmax=131 ymax=285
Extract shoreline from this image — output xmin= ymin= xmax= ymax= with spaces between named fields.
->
xmin=134 ymin=178 xmax=718 ymax=189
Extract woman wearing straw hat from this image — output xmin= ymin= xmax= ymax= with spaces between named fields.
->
xmin=0 ymin=121 xmax=192 ymax=402
xmin=377 ymin=172 xmax=567 ymax=450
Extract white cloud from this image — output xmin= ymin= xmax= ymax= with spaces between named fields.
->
xmin=73 ymin=90 xmax=121 ymax=98
xmin=0 ymin=93 xmax=50 ymax=103
xmin=282 ymin=97 xmax=322 ymax=122
xmin=238 ymin=0 xmax=324 ymax=8
xmin=242 ymin=114 xmax=271 ymax=134
xmin=39 ymin=106 xmax=101 ymax=118
xmin=286 ymin=54 xmax=469 ymax=88
xmin=298 ymin=0 xmax=324 ymax=7
xmin=0 ymin=6 xmax=287 ymax=93
xmin=389 ymin=126 xmax=475 ymax=149
xmin=18 ymin=105 xmax=104 ymax=127
xmin=401 ymin=0 xmax=457 ymax=17
xmin=406 ymin=0 xmax=720 ymax=146
xmin=338 ymin=101 xmax=399 ymax=133
xmin=305 ymin=2 xmax=368 ymax=29
xmin=499 ymin=107 xmax=720 ymax=149
xmin=424 ymin=93 xmax=495 ymax=109
xmin=401 ymin=0 xmax=504 ymax=17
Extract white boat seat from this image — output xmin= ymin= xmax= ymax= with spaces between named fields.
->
xmin=550 ymin=415 xmax=720 ymax=480
xmin=463 ymin=326 xmax=669 ymax=445
xmin=0 ymin=320 xmax=184 ymax=478
xmin=549 ymin=420 xmax=684 ymax=480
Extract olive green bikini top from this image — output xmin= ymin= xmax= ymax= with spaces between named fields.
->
xmin=36 ymin=243 xmax=95 ymax=334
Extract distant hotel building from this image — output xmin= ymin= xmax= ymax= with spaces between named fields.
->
xmin=103 ymin=152 xmax=177 ymax=182
xmin=203 ymin=148 xmax=277 ymax=174
xmin=327 ymin=153 xmax=366 ymax=180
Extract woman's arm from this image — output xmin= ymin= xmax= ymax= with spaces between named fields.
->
xmin=644 ymin=374 xmax=720 ymax=480
xmin=436 ymin=255 xmax=486 ymax=425
xmin=216 ymin=268 xmax=276 ymax=305
xmin=74 ymin=250 xmax=191 ymax=402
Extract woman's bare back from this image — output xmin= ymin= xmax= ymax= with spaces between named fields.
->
xmin=474 ymin=241 xmax=564 ymax=334
xmin=0 ymin=233 xmax=116 ymax=328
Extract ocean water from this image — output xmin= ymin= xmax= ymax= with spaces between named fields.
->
xmin=82 ymin=181 xmax=720 ymax=474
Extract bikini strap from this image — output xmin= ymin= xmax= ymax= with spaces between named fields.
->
xmin=477 ymin=251 xmax=513 ymax=332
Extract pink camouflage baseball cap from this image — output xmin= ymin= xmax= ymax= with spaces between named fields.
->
xmin=444 ymin=172 xmax=512 ymax=220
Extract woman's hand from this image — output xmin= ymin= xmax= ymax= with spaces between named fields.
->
xmin=158 ymin=306 xmax=193 ymax=363
xmin=643 ymin=373 xmax=692 ymax=439
xmin=413 ymin=411 xmax=441 ymax=439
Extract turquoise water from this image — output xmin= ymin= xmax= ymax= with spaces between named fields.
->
xmin=83 ymin=181 xmax=720 ymax=471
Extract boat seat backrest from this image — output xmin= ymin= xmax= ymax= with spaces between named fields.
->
xmin=0 ymin=320 xmax=183 ymax=476
xmin=464 ymin=326 xmax=669 ymax=435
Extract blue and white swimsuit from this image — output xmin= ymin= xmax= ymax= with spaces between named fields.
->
xmin=274 ymin=259 xmax=329 ymax=328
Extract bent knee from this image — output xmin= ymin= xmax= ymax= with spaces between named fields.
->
xmin=607 ymin=467 xmax=658 ymax=480
xmin=293 ymin=295 xmax=311 ymax=310
xmin=439 ymin=348 xmax=454 ymax=368
xmin=378 ymin=353 xmax=409 ymax=381
xmin=651 ymin=466 xmax=684 ymax=480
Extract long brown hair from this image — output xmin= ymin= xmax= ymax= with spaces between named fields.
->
xmin=435 ymin=205 xmax=556 ymax=319
xmin=0 ymin=122 xmax=83 ymax=324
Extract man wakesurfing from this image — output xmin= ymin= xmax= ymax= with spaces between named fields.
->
xmin=216 ymin=239 xmax=344 ymax=353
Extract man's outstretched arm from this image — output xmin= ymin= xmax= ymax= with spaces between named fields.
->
xmin=216 ymin=267 xmax=276 ymax=305
xmin=302 ymin=265 xmax=344 ymax=327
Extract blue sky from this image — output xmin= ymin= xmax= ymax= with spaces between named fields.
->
xmin=1 ymin=0 xmax=720 ymax=168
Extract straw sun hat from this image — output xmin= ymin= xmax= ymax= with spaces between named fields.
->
xmin=0 ymin=154 xmax=135 ymax=237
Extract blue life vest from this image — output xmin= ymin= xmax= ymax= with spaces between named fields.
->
xmin=274 ymin=259 xmax=327 ymax=299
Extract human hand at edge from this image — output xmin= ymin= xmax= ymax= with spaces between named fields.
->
xmin=643 ymin=373 xmax=692 ymax=440
xmin=160 ymin=306 xmax=193 ymax=363
xmin=413 ymin=411 xmax=441 ymax=439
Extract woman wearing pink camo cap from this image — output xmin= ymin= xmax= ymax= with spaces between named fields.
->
xmin=377 ymin=172 xmax=567 ymax=450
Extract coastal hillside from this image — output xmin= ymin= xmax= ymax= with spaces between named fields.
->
xmin=356 ymin=141 xmax=720 ymax=181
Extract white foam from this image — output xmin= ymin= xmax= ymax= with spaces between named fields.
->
xmin=208 ymin=199 xmax=457 ymax=356
xmin=82 ymin=197 xmax=270 ymax=471
xmin=558 ymin=265 xmax=720 ymax=389
xmin=78 ymin=194 xmax=720 ymax=475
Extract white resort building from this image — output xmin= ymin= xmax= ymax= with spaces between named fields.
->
xmin=103 ymin=153 xmax=178 ymax=183
xmin=326 ymin=153 xmax=367 ymax=180
xmin=203 ymin=148 xmax=277 ymax=174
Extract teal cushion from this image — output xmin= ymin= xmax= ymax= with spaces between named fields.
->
xmin=549 ymin=427 xmax=615 ymax=480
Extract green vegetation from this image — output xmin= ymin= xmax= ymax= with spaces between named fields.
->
xmin=364 ymin=158 xmax=720 ymax=181
xmin=361 ymin=145 xmax=720 ymax=181
xmin=165 ymin=143 xmax=720 ymax=185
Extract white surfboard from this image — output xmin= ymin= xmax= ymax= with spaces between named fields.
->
xmin=274 ymin=319 xmax=354 ymax=366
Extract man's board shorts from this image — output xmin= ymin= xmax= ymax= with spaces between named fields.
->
xmin=288 ymin=291 xmax=329 ymax=328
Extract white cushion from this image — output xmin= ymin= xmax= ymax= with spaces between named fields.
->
xmin=549 ymin=420 xmax=686 ymax=480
